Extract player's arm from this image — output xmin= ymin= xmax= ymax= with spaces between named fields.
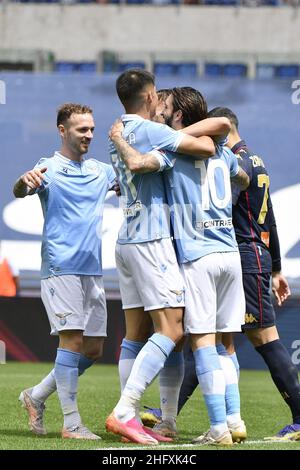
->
xmin=230 ymin=166 xmax=250 ymax=190
xmin=109 ymin=120 xmax=162 ymax=173
xmin=13 ymin=167 xmax=47 ymax=198
xmin=176 ymin=134 xmax=215 ymax=159
xmin=182 ymin=117 xmax=231 ymax=141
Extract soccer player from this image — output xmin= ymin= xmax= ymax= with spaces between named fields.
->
xmin=105 ymin=69 xmax=225 ymax=445
xmin=14 ymin=103 xmax=117 ymax=440
xmin=209 ymin=107 xmax=298 ymax=441
xmin=108 ymin=86 xmax=249 ymax=446
xmin=146 ymin=107 xmax=298 ymax=442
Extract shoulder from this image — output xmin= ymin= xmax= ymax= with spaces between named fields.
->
xmin=34 ymin=156 xmax=54 ymax=169
xmin=87 ymin=158 xmax=115 ymax=177
xmin=148 ymin=121 xmax=175 ymax=134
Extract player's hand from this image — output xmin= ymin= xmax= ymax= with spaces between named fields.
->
xmin=113 ymin=180 xmax=121 ymax=197
xmin=21 ymin=167 xmax=47 ymax=190
xmin=109 ymin=119 xmax=124 ymax=141
xmin=272 ymin=272 xmax=291 ymax=306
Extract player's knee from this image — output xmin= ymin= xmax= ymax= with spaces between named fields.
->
xmin=59 ymin=331 xmax=83 ymax=352
xmin=83 ymin=340 xmax=105 ymax=360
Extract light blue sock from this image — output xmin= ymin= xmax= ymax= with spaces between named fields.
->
xmin=55 ymin=348 xmax=81 ymax=430
xmin=159 ymin=351 xmax=184 ymax=421
xmin=229 ymin=352 xmax=240 ymax=380
xmin=78 ymin=354 xmax=94 ymax=376
xmin=118 ymin=339 xmax=145 ymax=392
xmin=115 ymin=333 xmax=175 ymax=422
xmin=215 ymin=343 xmax=240 ymax=380
xmin=216 ymin=343 xmax=228 ymax=357
xmin=216 ymin=344 xmax=241 ymax=421
xmin=194 ymin=346 xmax=227 ymax=430
xmin=30 ymin=354 xmax=94 ymax=403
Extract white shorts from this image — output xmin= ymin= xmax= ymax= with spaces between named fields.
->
xmin=41 ymin=275 xmax=107 ymax=336
xmin=116 ymin=238 xmax=185 ymax=311
xmin=182 ymin=251 xmax=245 ymax=334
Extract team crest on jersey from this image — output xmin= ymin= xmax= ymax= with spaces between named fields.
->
xmin=55 ymin=312 xmax=72 ymax=326
xmin=62 ymin=167 xmax=68 ymax=174
xmin=171 ymin=289 xmax=184 ymax=303
xmin=86 ymin=161 xmax=99 ymax=173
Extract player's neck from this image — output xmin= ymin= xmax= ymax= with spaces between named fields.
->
xmin=227 ymin=131 xmax=242 ymax=149
xmin=125 ymin=105 xmax=151 ymax=121
xmin=59 ymin=146 xmax=83 ymax=162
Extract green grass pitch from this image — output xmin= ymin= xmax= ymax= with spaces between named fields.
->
xmin=0 ymin=362 xmax=299 ymax=450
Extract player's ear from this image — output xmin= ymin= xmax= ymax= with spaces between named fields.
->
xmin=174 ymin=109 xmax=182 ymax=122
xmin=58 ymin=124 xmax=66 ymax=139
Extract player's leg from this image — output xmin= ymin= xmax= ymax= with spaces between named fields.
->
xmin=19 ymin=275 xmax=83 ymax=436
xmin=177 ymin=346 xmax=198 ymax=415
xmin=45 ymin=275 xmax=99 ymax=439
xmin=147 ymin=307 xmax=184 ymax=437
xmin=243 ymin=272 xmax=300 ymax=440
xmin=215 ymin=254 xmax=246 ymax=442
xmin=222 ymin=332 xmax=240 ymax=379
xmin=20 ymin=276 xmax=105 ymax=437
xmin=114 ymin=244 xmax=152 ymax=392
xmin=112 ymin=306 xmax=182 ymax=422
xmin=106 ymin=240 xmax=184 ymax=444
xmin=247 ymin=326 xmax=300 ymax=440
xmin=119 ymin=308 xmax=152 ymax=392
xmin=183 ymin=254 xmax=232 ymax=446
xmin=191 ymin=332 xmax=233 ymax=445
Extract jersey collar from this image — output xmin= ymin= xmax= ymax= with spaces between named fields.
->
xmin=121 ymin=114 xmax=145 ymax=123
xmin=231 ymin=140 xmax=247 ymax=154
xmin=54 ymin=151 xmax=85 ymax=165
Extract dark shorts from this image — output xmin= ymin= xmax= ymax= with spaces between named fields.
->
xmin=242 ymin=272 xmax=276 ymax=329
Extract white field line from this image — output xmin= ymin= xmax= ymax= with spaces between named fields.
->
xmin=97 ymin=440 xmax=300 ymax=450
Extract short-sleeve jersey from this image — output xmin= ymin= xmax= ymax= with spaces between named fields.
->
xmin=231 ymin=140 xmax=277 ymax=273
xmin=163 ymin=144 xmax=239 ymax=264
xmin=34 ymin=152 xmax=116 ymax=278
xmin=109 ymin=114 xmax=183 ymax=244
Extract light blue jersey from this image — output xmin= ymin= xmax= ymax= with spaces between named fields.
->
xmin=109 ymin=114 xmax=183 ymax=244
xmin=34 ymin=152 xmax=116 ymax=278
xmin=163 ymin=145 xmax=239 ymax=264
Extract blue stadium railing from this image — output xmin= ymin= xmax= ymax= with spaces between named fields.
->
xmin=6 ymin=0 xmax=299 ymax=6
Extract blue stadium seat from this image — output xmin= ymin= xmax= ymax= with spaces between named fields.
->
xmin=118 ymin=62 xmax=145 ymax=72
xmin=77 ymin=63 xmax=97 ymax=73
xmin=275 ymin=64 xmax=300 ymax=78
xmin=154 ymin=63 xmax=177 ymax=75
xmin=103 ymin=63 xmax=116 ymax=73
xmin=260 ymin=0 xmax=279 ymax=5
xmin=55 ymin=62 xmax=78 ymax=73
xmin=177 ymin=63 xmax=197 ymax=77
xmin=55 ymin=62 xmax=97 ymax=73
xmin=203 ymin=0 xmax=238 ymax=4
xmin=126 ymin=0 xmax=151 ymax=3
xmin=256 ymin=64 xmax=276 ymax=80
xmin=205 ymin=63 xmax=223 ymax=77
xmin=223 ymin=63 xmax=247 ymax=77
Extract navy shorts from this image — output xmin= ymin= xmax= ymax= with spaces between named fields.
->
xmin=242 ymin=272 xmax=276 ymax=329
